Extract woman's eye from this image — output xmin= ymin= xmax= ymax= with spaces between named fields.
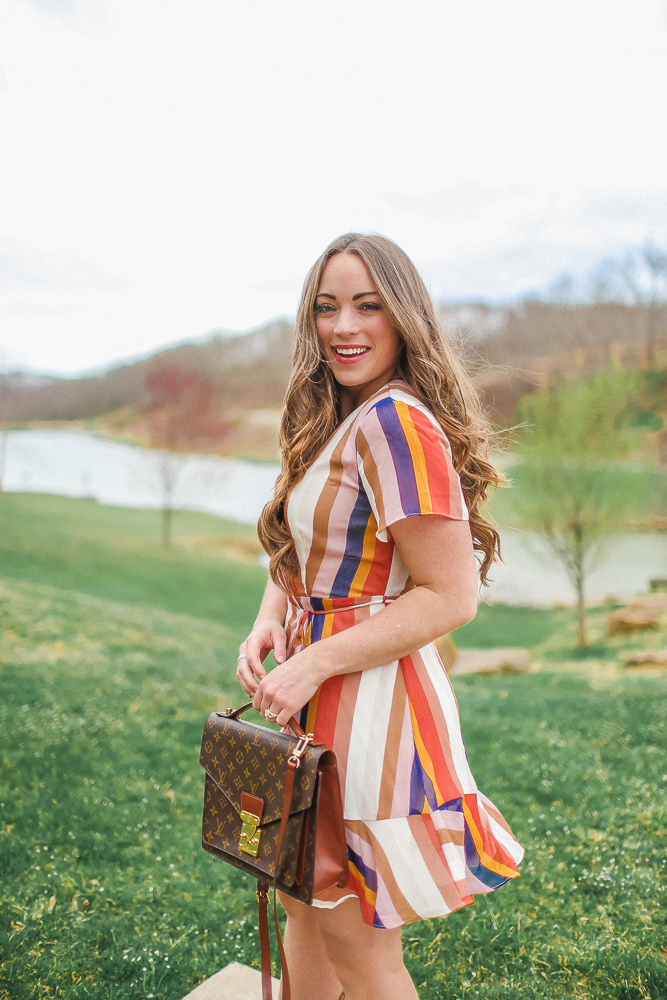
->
xmin=360 ymin=302 xmax=381 ymax=311
xmin=314 ymin=303 xmax=334 ymax=314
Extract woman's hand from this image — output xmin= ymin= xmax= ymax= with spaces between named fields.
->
xmin=237 ymin=578 xmax=290 ymax=698
xmin=252 ymin=647 xmax=323 ymax=728
xmin=236 ymin=618 xmax=287 ymax=698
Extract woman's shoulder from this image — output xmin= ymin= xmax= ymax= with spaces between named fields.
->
xmin=353 ymin=379 xmax=467 ymax=524
xmin=354 ymin=380 xmax=445 ymax=439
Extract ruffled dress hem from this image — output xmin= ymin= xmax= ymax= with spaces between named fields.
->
xmin=314 ymin=792 xmax=524 ymax=929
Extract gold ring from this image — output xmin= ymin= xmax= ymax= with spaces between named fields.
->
xmin=264 ymin=709 xmax=278 ymax=721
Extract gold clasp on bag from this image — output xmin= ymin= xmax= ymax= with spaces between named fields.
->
xmin=239 ymin=810 xmax=261 ymax=857
xmin=288 ymin=733 xmax=314 ymax=768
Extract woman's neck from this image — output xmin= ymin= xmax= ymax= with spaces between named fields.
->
xmin=337 ymin=371 xmax=400 ymax=421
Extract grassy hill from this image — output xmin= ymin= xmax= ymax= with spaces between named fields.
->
xmin=1 ymin=494 xmax=666 ymax=998
xmin=0 ymin=494 xmax=267 ymax=631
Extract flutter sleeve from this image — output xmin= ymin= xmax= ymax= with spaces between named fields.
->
xmin=356 ymin=395 xmax=469 ymax=542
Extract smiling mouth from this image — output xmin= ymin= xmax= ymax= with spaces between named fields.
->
xmin=331 ymin=346 xmax=370 ymax=358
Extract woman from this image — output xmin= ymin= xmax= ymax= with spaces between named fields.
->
xmin=237 ymin=233 xmax=523 ymax=1000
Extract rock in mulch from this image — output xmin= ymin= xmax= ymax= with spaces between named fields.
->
xmin=182 ymin=962 xmax=279 ymax=1000
xmin=624 ymin=649 xmax=667 ymax=668
xmin=435 ymin=634 xmax=457 ymax=672
xmin=606 ymin=607 xmax=660 ymax=635
xmin=607 ymin=592 xmax=667 ymax=635
xmin=632 ymin=593 xmax=667 ymax=612
xmin=451 ymin=648 xmax=530 ymax=675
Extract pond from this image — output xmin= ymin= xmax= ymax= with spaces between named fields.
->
xmin=2 ymin=429 xmax=665 ymax=606
xmin=0 ymin=428 xmax=277 ymax=525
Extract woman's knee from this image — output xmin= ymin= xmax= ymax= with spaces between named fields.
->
xmin=316 ymin=903 xmax=404 ymax=971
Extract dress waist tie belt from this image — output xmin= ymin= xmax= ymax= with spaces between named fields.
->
xmin=297 ymin=598 xmax=398 ymax=615
xmin=290 ymin=598 xmax=398 ymax=649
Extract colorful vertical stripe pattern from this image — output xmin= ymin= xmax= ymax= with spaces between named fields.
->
xmin=284 ymin=381 xmax=523 ymax=928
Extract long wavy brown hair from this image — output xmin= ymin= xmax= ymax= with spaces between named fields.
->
xmin=258 ymin=233 xmax=504 ymax=589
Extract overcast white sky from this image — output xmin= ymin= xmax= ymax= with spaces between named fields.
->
xmin=1 ymin=0 xmax=667 ymax=376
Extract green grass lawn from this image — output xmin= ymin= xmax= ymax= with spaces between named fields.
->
xmin=455 ymin=603 xmax=566 ymax=650
xmin=0 ymin=494 xmax=266 ymax=633
xmin=1 ymin=494 xmax=666 ymax=999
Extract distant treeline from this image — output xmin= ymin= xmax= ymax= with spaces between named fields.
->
xmin=1 ymin=302 xmax=666 ymax=426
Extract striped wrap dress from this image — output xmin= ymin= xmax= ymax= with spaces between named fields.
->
xmin=284 ymin=380 xmax=523 ymax=929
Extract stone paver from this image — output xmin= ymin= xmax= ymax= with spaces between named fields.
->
xmin=182 ymin=961 xmax=279 ymax=999
xmin=452 ymin=647 xmax=530 ymax=675
xmin=625 ymin=648 xmax=667 ymax=667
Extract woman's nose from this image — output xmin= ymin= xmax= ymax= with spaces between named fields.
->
xmin=333 ymin=305 xmax=360 ymax=335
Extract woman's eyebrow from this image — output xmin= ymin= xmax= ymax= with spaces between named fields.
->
xmin=315 ymin=290 xmax=379 ymax=300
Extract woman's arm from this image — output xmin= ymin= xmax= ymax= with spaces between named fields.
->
xmin=236 ymin=577 xmax=289 ymax=696
xmin=253 ymin=515 xmax=478 ymax=726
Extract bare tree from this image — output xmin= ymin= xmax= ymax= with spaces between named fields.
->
xmin=0 ymin=430 xmax=7 ymax=492
xmin=593 ymin=242 xmax=667 ymax=366
xmin=0 ymin=379 xmax=9 ymax=492
xmin=510 ymin=369 xmax=642 ymax=647
xmin=142 ymin=366 xmax=229 ymax=547
xmin=151 ymin=450 xmax=189 ymax=549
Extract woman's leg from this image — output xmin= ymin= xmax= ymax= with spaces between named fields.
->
xmin=278 ymin=891 xmax=344 ymax=1000
xmin=315 ymin=898 xmax=418 ymax=1000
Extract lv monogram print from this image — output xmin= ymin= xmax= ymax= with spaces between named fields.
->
xmin=200 ymin=713 xmax=323 ymax=901
xmin=200 ymin=717 xmax=319 ymax=824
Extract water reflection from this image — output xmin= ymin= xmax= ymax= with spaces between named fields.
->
xmin=1 ymin=429 xmax=278 ymax=525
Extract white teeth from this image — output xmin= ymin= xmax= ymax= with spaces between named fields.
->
xmin=334 ymin=347 xmax=368 ymax=356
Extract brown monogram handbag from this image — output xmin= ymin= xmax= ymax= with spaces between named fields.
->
xmin=200 ymin=703 xmax=348 ymax=1000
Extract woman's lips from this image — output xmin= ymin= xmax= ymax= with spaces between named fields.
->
xmin=331 ymin=345 xmax=370 ymax=364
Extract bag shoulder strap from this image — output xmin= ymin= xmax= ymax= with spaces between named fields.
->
xmin=216 ymin=706 xmax=316 ymax=999
xmin=257 ymin=759 xmax=297 ymax=1000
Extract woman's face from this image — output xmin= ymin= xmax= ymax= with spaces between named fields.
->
xmin=315 ymin=253 xmax=402 ymax=416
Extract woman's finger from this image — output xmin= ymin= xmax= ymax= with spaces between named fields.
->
xmin=271 ymin=626 xmax=287 ymax=664
xmin=251 ymin=684 xmax=264 ymax=714
xmin=275 ymin=707 xmax=292 ymax=728
xmin=236 ymin=662 xmax=257 ymax=697
xmin=255 ymin=679 xmax=292 ymax=724
xmin=236 ymin=644 xmax=264 ymax=696
xmin=253 ymin=675 xmax=277 ymax=715
xmin=244 ymin=636 xmax=269 ymax=678
xmin=238 ymin=637 xmax=268 ymax=685
xmin=235 ymin=648 xmax=248 ymax=689
xmin=260 ymin=704 xmax=282 ymax=725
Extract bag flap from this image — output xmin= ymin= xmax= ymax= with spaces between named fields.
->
xmin=199 ymin=712 xmax=321 ymax=826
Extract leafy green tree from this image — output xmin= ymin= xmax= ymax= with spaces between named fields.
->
xmin=510 ymin=369 xmax=646 ymax=647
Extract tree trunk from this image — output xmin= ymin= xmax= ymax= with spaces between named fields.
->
xmin=575 ymin=575 xmax=587 ymax=648
xmin=0 ymin=431 xmax=6 ymax=492
xmin=572 ymin=521 xmax=587 ymax=647
xmin=646 ymin=299 xmax=657 ymax=368
xmin=161 ymin=506 xmax=173 ymax=548
xmin=158 ymin=452 xmax=177 ymax=548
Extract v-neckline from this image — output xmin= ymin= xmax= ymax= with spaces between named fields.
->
xmin=310 ymin=378 xmax=412 ymax=464
xmin=283 ymin=380 xmax=410 ymax=528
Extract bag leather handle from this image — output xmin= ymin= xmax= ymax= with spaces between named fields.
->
xmin=219 ymin=701 xmax=313 ymax=740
